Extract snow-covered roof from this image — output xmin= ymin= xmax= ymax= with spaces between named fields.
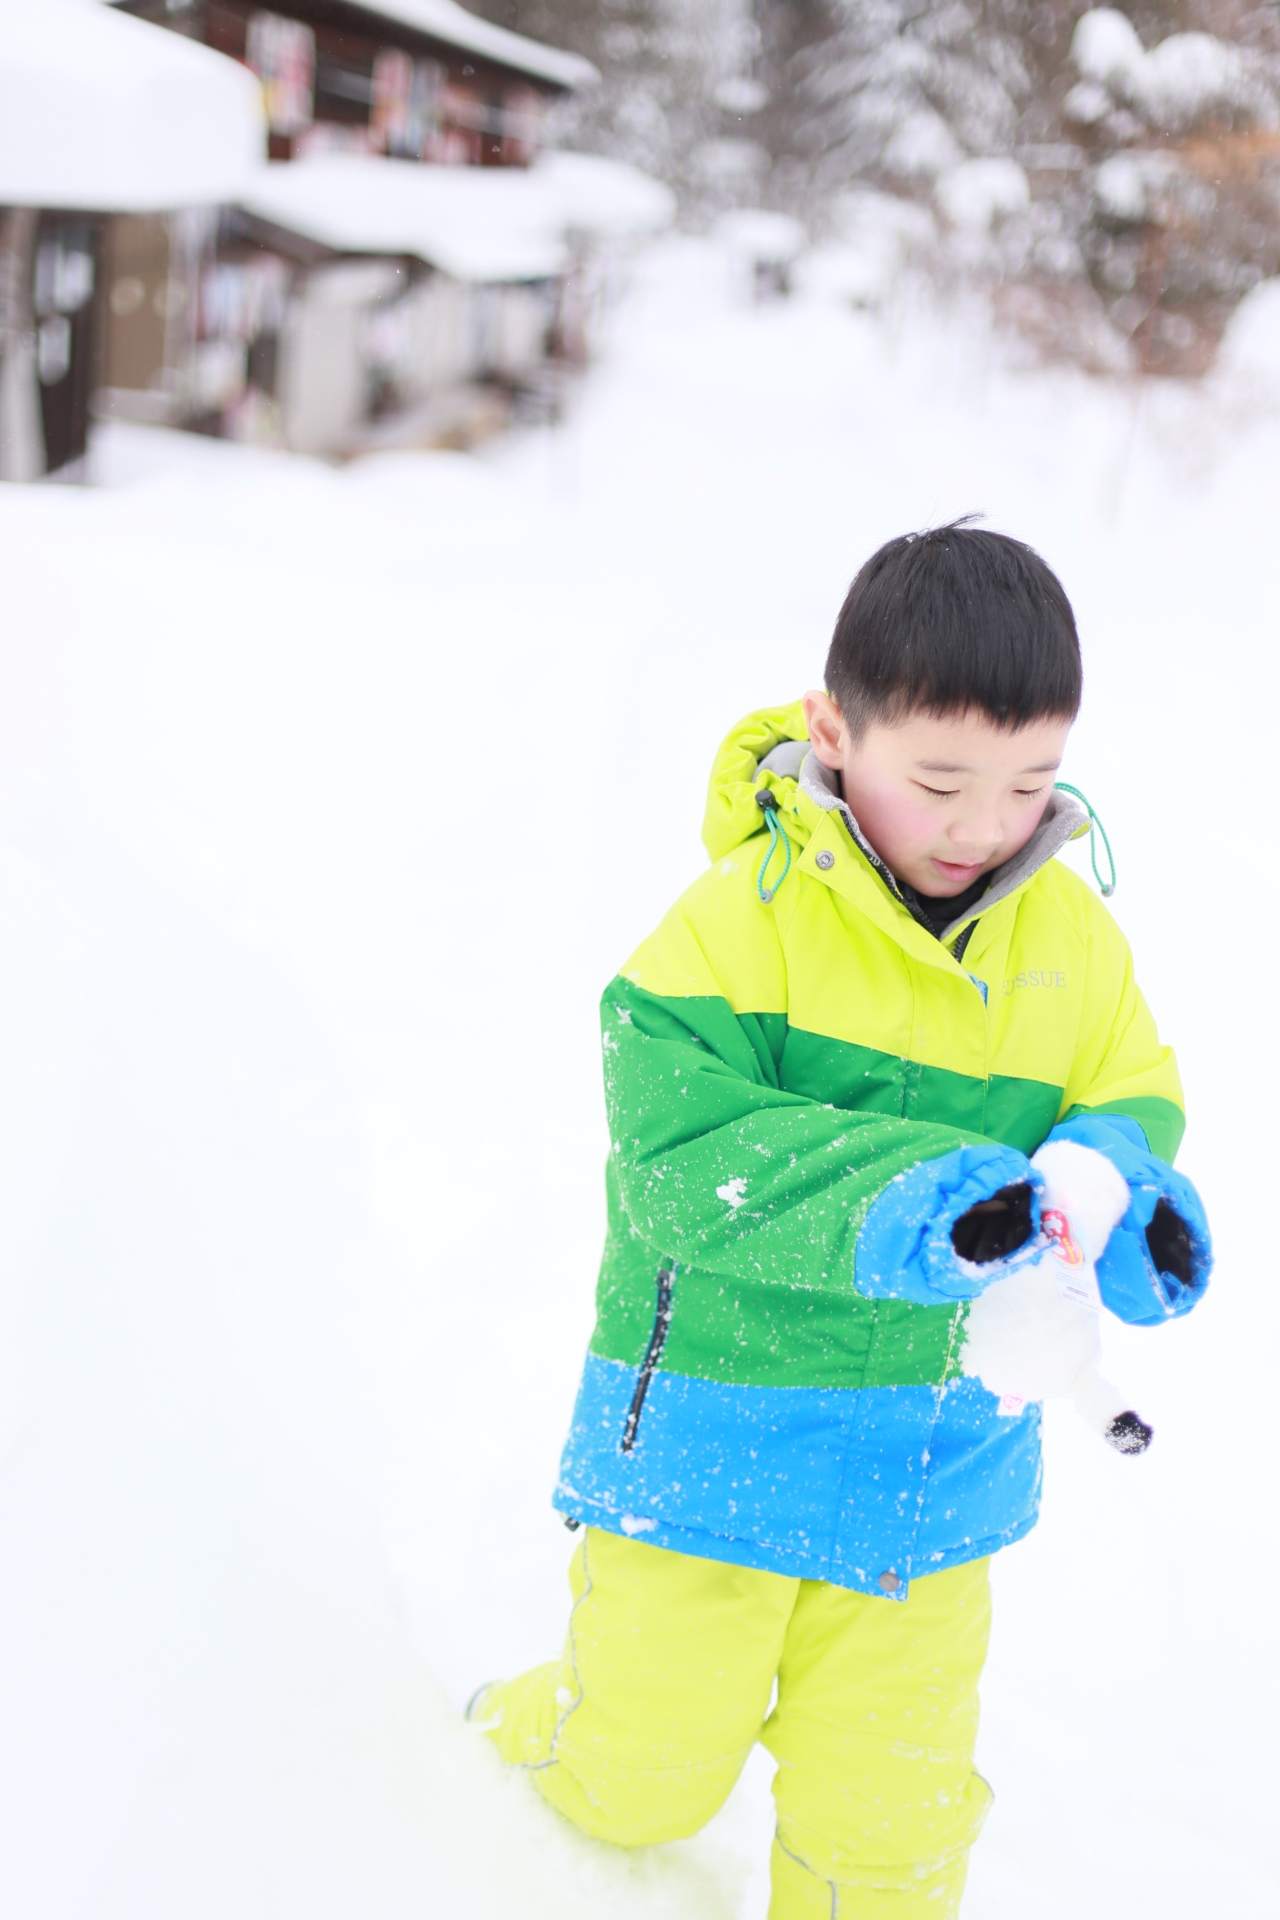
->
xmin=239 ymin=150 xmax=672 ymax=281
xmin=241 ymin=153 xmax=567 ymax=281
xmin=295 ymin=1 xmax=596 ymax=92
xmin=0 ymin=0 xmax=264 ymax=211
xmin=530 ymin=151 xmax=675 ymax=238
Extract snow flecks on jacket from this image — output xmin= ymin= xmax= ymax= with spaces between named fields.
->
xmin=553 ymin=703 xmax=1186 ymax=1599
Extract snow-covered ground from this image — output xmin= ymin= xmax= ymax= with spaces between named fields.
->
xmin=0 ymin=238 xmax=1276 ymax=1917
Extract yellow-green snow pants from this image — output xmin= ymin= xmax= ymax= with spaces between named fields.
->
xmin=480 ymin=1528 xmax=993 ymax=1918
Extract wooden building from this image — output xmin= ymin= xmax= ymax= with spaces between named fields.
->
xmin=1 ymin=2 xmax=666 ymax=473
xmin=0 ymin=0 xmax=262 ymax=480
xmin=113 ymin=1 xmax=595 ymax=167
xmin=99 ymin=1 xmax=614 ymax=454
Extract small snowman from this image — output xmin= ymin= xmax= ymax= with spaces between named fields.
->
xmin=961 ymin=1139 xmax=1154 ymax=1453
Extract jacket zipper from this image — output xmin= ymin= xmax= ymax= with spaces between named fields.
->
xmin=953 ymin=920 xmax=978 ymax=963
xmin=834 ymin=808 xmax=983 ymax=955
xmin=620 ymin=1263 xmax=676 ymax=1453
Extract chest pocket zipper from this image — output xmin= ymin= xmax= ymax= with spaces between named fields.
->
xmin=620 ymin=1263 xmax=676 ymax=1453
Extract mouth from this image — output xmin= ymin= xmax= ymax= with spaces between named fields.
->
xmin=929 ymin=857 xmax=987 ymax=884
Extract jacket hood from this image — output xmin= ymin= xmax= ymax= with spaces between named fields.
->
xmin=702 ymin=700 xmax=814 ymax=862
xmin=702 ymin=703 xmax=1091 ymax=941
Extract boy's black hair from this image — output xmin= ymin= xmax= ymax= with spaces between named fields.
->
xmin=825 ymin=521 xmax=1082 ymax=736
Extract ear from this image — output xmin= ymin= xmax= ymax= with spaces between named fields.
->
xmin=803 ymin=690 xmax=846 ymax=771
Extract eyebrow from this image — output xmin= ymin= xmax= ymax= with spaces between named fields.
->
xmin=915 ymin=760 xmax=1062 ymax=775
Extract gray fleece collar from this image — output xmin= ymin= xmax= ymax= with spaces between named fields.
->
xmin=757 ymin=741 xmax=1088 ymax=942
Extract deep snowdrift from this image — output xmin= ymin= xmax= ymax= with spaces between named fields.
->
xmin=0 ymin=240 xmax=1275 ymax=1916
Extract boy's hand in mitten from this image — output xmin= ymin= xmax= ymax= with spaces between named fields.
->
xmin=1043 ymin=1115 xmax=1212 ymax=1323
xmin=950 ymin=1183 xmax=1036 ymax=1264
xmin=856 ymin=1144 xmax=1044 ymax=1306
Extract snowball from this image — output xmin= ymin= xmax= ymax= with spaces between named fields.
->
xmin=1030 ymin=1140 xmax=1130 ymax=1265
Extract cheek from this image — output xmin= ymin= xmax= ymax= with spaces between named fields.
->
xmin=982 ymin=797 xmax=1050 ymax=870
xmin=1007 ymin=796 xmax=1052 ymax=854
xmin=852 ymin=784 xmax=938 ymax=856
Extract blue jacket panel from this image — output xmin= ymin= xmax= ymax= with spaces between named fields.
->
xmin=555 ymin=1353 xmax=1042 ymax=1600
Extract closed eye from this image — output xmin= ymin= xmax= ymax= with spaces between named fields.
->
xmin=916 ymin=783 xmax=959 ymax=799
xmin=1013 ymin=785 xmax=1048 ymax=798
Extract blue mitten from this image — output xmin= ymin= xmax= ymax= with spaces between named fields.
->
xmin=856 ymin=1144 xmax=1044 ymax=1305
xmin=1046 ymin=1114 xmax=1212 ymax=1325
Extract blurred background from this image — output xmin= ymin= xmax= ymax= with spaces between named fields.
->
xmin=0 ymin=4 xmax=1277 ymax=1918
xmin=8 ymin=0 xmax=1280 ymax=474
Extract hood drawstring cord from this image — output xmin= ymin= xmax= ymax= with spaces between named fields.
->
xmin=755 ymin=789 xmax=792 ymax=904
xmin=1055 ymin=782 xmax=1116 ymax=897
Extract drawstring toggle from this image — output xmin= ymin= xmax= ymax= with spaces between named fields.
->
xmin=755 ymin=788 xmax=793 ymax=904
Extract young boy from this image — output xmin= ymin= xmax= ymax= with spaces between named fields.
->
xmin=472 ymin=525 xmax=1212 ymax=1917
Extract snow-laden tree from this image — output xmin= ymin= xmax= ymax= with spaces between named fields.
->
xmin=1055 ymin=8 xmax=1280 ymax=372
xmin=467 ymin=0 xmax=749 ymax=206
xmin=794 ymin=1 xmax=1040 ymax=192
xmin=790 ymin=2 xmax=1280 ymax=373
xmin=473 ymin=2 xmax=1280 ymax=373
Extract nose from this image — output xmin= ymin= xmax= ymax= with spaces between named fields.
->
xmin=947 ymin=811 xmax=1003 ymax=858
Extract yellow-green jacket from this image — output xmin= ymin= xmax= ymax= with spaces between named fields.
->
xmin=554 ymin=704 xmax=1205 ymax=1598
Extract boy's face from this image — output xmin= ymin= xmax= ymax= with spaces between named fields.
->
xmin=802 ymin=693 xmax=1073 ymax=897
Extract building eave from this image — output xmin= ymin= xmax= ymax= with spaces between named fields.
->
xmin=339 ymin=1 xmax=598 ymax=91
xmin=106 ymin=0 xmax=599 ymax=93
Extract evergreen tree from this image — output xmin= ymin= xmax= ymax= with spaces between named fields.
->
xmin=469 ymin=1 xmax=834 ymax=211
xmin=473 ymin=3 xmax=1280 ymax=372
xmin=466 ymin=1 xmax=725 ymax=193
xmin=795 ymin=2 xmax=1037 ymax=193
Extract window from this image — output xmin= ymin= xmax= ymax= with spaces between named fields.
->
xmin=246 ymin=12 xmax=315 ymax=135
